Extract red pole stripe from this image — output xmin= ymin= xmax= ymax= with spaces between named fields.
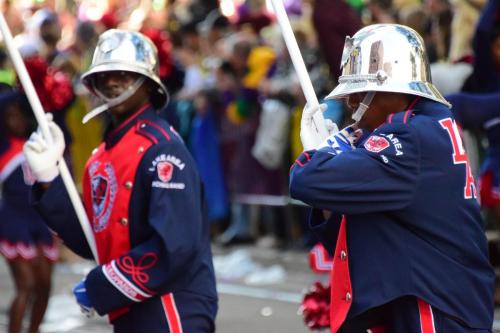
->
xmin=417 ymin=298 xmax=436 ymax=333
xmin=161 ymin=294 xmax=183 ymax=333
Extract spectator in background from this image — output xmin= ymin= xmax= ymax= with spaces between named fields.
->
xmin=53 ymin=21 xmax=97 ymax=79
xmin=197 ymin=9 xmax=232 ymax=87
xmin=424 ymin=0 xmax=453 ymax=62
xmin=215 ymin=35 xmax=286 ymax=246
xmin=52 ymin=21 xmax=101 ymax=189
xmin=446 ymin=91 xmax=500 ymax=306
xmin=27 ymin=8 xmax=62 ymax=65
xmin=0 ymin=86 xmax=57 ymax=333
xmin=189 ymin=89 xmax=229 ymax=225
xmin=312 ymin=0 xmax=362 ymax=82
xmin=449 ymin=0 xmax=500 ymax=307
xmin=446 ymin=92 xmax=500 ymax=224
xmin=365 ymin=0 xmax=397 ymax=23
xmin=214 ymin=57 xmax=257 ymax=245
xmin=447 ymin=0 xmax=485 ymax=63
xmin=462 ymin=0 xmax=500 ymax=92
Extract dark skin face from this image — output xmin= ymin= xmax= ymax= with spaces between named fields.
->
xmin=93 ymin=71 xmax=152 ymax=126
xmin=345 ymin=92 xmax=414 ymax=131
xmin=4 ymin=104 xmax=28 ymax=137
xmin=491 ymin=36 xmax=500 ymax=73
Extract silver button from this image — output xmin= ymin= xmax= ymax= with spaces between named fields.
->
xmin=120 ymin=218 xmax=128 ymax=226
xmin=345 ymin=292 xmax=351 ymax=302
xmin=140 ymin=123 xmax=146 ymax=128
xmin=138 ymin=146 xmax=144 ymax=153
xmin=125 ymin=181 xmax=133 ymax=189
xmin=340 ymin=250 xmax=347 ymax=261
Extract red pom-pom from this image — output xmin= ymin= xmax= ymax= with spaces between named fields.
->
xmin=299 ymin=281 xmax=331 ymax=330
xmin=141 ymin=28 xmax=173 ymax=80
xmin=21 ymin=56 xmax=74 ymax=112
xmin=100 ymin=12 xmax=118 ymax=29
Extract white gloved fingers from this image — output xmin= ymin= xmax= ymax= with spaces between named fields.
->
xmin=24 ymin=140 xmax=45 ymax=154
xmin=324 ymin=119 xmax=337 ymax=135
xmin=300 ymin=102 xmax=331 ymax=151
xmin=45 ymin=112 xmax=54 ymax=122
xmin=303 ymin=103 xmax=327 ymax=116
xmin=310 ymin=103 xmax=327 ymax=115
xmin=29 ymin=132 xmax=49 ymax=152
xmin=48 ymin=121 xmax=65 ymax=145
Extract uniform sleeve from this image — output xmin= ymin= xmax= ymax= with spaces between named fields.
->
xmin=33 ymin=177 xmax=94 ymax=259
xmin=85 ymin=141 xmax=204 ymax=315
xmin=289 ymin=122 xmax=420 ymax=214
xmin=447 ymin=92 xmax=500 ymax=129
xmin=308 ymin=209 xmax=342 ymax=254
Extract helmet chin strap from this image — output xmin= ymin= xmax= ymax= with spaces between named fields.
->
xmin=351 ymin=91 xmax=376 ymax=123
xmin=82 ymin=77 xmax=146 ymax=124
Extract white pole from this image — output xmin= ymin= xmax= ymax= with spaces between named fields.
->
xmin=0 ymin=13 xmax=99 ymax=263
xmin=269 ymin=0 xmax=337 ymax=135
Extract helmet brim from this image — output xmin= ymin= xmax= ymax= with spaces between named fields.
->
xmin=326 ymin=80 xmax=451 ymax=108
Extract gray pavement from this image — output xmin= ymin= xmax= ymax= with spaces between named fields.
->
xmin=0 ymin=244 xmax=498 ymax=332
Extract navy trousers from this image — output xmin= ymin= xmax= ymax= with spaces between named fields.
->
xmin=340 ymin=296 xmax=491 ymax=333
xmin=112 ymin=291 xmax=216 ymax=333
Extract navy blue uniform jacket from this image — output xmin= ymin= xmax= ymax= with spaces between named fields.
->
xmin=33 ymin=107 xmax=217 ymax=329
xmin=290 ymin=99 xmax=494 ymax=329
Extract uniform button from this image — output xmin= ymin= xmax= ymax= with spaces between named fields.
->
xmin=138 ymin=146 xmax=144 ymax=153
xmin=140 ymin=123 xmax=146 ymax=129
xmin=120 ymin=218 xmax=128 ymax=226
xmin=340 ymin=250 xmax=347 ymax=261
xmin=125 ymin=181 xmax=133 ymax=189
xmin=345 ymin=292 xmax=351 ymax=302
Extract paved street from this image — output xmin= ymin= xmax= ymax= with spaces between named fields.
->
xmin=0 ymin=244 xmax=498 ymax=332
xmin=0 ymin=245 xmax=319 ymax=333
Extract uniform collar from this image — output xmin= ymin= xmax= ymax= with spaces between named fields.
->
xmin=104 ymin=104 xmax=155 ymax=149
xmin=410 ymin=98 xmax=451 ymax=118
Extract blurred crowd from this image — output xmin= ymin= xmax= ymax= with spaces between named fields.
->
xmin=0 ymin=0 xmax=499 ymax=294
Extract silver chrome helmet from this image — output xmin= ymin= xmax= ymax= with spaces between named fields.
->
xmin=81 ymin=29 xmax=168 ymax=109
xmin=326 ymin=24 xmax=450 ymax=108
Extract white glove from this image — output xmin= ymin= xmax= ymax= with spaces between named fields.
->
xmin=317 ymin=124 xmax=363 ymax=155
xmin=23 ymin=113 xmax=65 ymax=183
xmin=300 ymin=103 xmax=332 ymax=150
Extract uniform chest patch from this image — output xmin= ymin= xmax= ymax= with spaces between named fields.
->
xmin=89 ymin=161 xmax=117 ymax=232
xmin=364 ymin=135 xmax=390 ymax=153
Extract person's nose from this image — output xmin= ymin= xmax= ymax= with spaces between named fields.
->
xmin=103 ymin=75 xmax=120 ymax=89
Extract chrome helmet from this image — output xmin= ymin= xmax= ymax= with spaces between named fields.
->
xmin=326 ymin=24 xmax=450 ymax=108
xmin=81 ymin=29 xmax=168 ymax=115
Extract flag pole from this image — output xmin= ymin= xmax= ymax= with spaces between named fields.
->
xmin=269 ymin=0 xmax=337 ymax=135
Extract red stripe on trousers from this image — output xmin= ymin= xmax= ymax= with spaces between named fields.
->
xmin=417 ymin=299 xmax=435 ymax=333
xmin=161 ymin=294 xmax=183 ymax=333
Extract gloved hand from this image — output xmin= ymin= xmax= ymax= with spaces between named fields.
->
xmin=73 ymin=279 xmax=95 ymax=318
xmin=23 ymin=113 xmax=65 ymax=183
xmin=318 ymin=124 xmax=363 ymax=155
xmin=300 ymin=103 xmax=332 ymax=151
